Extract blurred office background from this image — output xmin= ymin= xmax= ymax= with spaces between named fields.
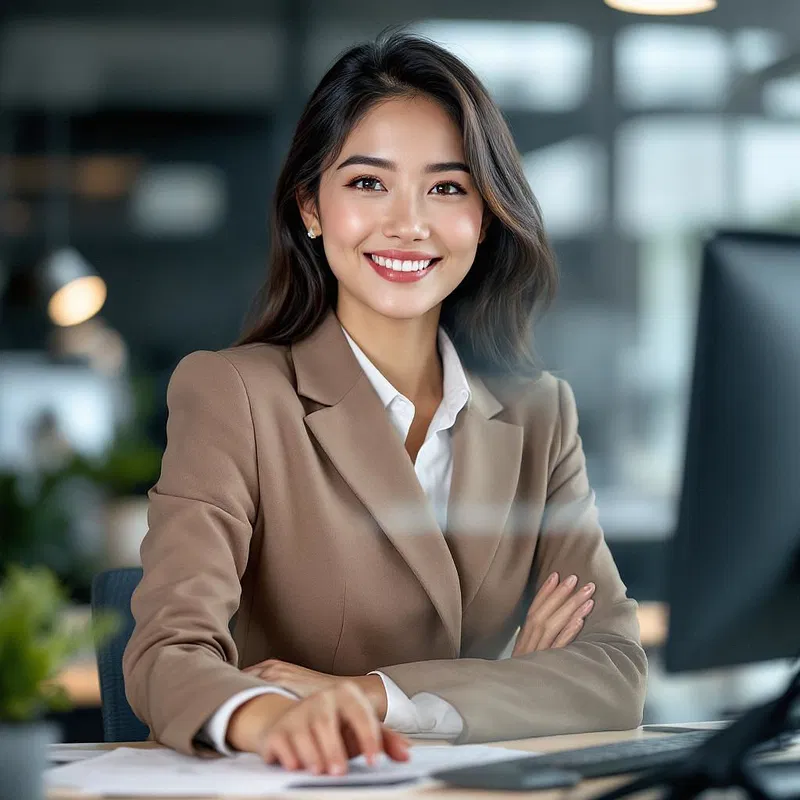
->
xmin=1 ymin=0 xmax=798 ymax=741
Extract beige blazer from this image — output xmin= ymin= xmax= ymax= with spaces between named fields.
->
xmin=123 ymin=310 xmax=647 ymax=757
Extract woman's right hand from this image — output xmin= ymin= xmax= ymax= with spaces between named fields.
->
xmin=227 ymin=681 xmax=410 ymax=775
xmin=512 ymin=572 xmax=596 ymax=656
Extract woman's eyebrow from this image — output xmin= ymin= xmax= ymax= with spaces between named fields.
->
xmin=336 ymin=154 xmax=470 ymax=174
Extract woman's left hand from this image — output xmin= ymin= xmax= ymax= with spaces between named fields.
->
xmin=241 ymin=660 xmax=388 ymax=719
xmin=242 ymin=660 xmax=340 ymax=697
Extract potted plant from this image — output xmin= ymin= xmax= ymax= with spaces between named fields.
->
xmin=0 ymin=565 xmax=117 ymax=800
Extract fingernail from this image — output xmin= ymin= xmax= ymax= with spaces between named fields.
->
xmin=566 ymin=575 xmax=578 ymax=588
xmin=582 ymin=599 xmax=594 ymax=612
xmin=547 ymin=572 xmax=558 ymax=585
xmin=583 ymin=582 xmax=595 ymax=593
xmin=331 ymin=764 xmax=344 ymax=775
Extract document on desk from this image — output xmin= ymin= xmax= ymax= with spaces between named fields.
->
xmin=45 ymin=743 xmax=534 ymax=795
xmin=48 ymin=743 xmax=110 ymax=763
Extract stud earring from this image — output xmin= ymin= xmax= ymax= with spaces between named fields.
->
xmin=307 ymin=227 xmax=317 ymax=239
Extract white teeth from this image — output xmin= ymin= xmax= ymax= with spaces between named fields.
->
xmin=370 ymin=254 xmax=434 ymax=272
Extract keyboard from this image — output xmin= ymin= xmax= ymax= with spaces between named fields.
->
xmin=432 ymin=730 xmax=715 ymax=790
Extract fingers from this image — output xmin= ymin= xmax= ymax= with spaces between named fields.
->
xmin=536 ymin=586 xmax=595 ymax=650
xmin=336 ymin=682 xmax=383 ymax=766
xmin=551 ymin=616 xmax=584 ymax=649
xmin=525 ymin=572 xmax=560 ymax=618
xmin=242 ymin=658 xmax=274 ymax=678
xmin=310 ymin=695 xmax=349 ymax=775
xmin=262 ymin=732 xmax=300 ymax=770
xmin=382 ymin=727 xmax=411 ymax=762
xmin=259 ymin=681 xmax=387 ymax=775
xmin=532 ymin=574 xmax=580 ymax=621
xmin=514 ymin=574 xmax=574 ymax=654
xmin=513 ymin=574 xmax=596 ymax=656
xmin=341 ymin=724 xmax=364 ymax=759
xmin=512 ymin=573 xmax=564 ymax=655
xmin=292 ymin=730 xmax=323 ymax=774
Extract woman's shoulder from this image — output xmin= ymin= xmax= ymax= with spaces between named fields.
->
xmin=170 ymin=341 xmax=296 ymax=395
xmin=483 ymin=370 xmax=576 ymax=429
xmin=218 ymin=341 xmax=293 ymax=379
xmin=482 ymin=370 xmax=570 ymax=415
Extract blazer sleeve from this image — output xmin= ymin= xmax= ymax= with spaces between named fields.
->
xmin=379 ymin=378 xmax=648 ymax=744
xmin=122 ymin=351 xmax=271 ymax=756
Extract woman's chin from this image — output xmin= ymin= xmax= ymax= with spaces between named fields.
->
xmin=360 ymin=298 xmax=442 ymax=321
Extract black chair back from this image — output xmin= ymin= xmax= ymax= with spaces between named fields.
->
xmin=90 ymin=568 xmax=149 ymax=743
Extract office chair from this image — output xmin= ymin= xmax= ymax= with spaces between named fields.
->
xmin=90 ymin=567 xmax=150 ymax=743
xmin=90 ymin=567 xmax=239 ymax=743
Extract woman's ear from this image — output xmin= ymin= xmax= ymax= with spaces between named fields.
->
xmin=295 ymin=189 xmax=320 ymax=234
xmin=478 ymin=209 xmax=493 ymax=244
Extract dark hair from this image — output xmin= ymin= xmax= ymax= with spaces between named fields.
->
xmin=238 ymin=27 xmax=558 ymax=375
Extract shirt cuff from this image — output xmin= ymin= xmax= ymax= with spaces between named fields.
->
xmin=200 ymin=685 xmax=299 ymax=756
xmin=369 ymin=671 xmax=464 ymax=739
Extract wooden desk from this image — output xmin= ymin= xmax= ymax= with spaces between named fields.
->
xmin=46 ymin=727 xmax=693 ymax=799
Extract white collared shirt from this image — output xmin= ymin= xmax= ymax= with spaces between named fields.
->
xmin=201 ymin=324 xmax=469 ymax=754
xmin=340 ymin=324 xmax=470 ymax=530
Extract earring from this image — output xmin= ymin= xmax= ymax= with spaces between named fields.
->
xmin=307 ymin=227 xmax=317 ymax=239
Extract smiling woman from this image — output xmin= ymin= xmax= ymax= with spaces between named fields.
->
xmin=238 ymin=34 xmax=558 ymax=377
xmin=122 ymin=28 xmax=647 ymax=777
xmin=300 ymin=95 xmax=488 ymax=335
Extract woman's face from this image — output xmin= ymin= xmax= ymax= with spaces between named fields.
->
xmin=301 ymin=95 xmax=488 ymax=324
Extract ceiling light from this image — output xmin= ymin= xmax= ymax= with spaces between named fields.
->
xmin=604 ymin=0 xmax=717 ymax=14
xmin=42 ymin=247 xmax=107 ymax=327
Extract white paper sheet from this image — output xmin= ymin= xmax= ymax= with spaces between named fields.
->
xmin=45 ymin=743 xmax=535 ymax=795
xmin=48 ymin=743 xmax=110 ymax=763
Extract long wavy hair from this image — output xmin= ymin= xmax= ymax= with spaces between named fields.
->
xmin=238 ymin=27 xmax=558 ymax=376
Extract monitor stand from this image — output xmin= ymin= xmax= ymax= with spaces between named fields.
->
xmin=593 ymin=667 xmax=799 ymax=800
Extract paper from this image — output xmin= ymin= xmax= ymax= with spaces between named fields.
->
xmin=46 ymin=743 xmax=535 ymax=795
xmin=48 ymin=743 xmax=110 ymax=763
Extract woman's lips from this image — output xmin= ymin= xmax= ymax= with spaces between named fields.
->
xmin=364 ymin=254 xmax=440 ymax=283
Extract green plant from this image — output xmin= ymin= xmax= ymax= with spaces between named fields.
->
xmin=63 ymin=432 xmax=163 ymax=499
xmin=0 ymin=565 xmax=118 ymax=722
xmin=0 ymin=471 xmax=96 ymax=597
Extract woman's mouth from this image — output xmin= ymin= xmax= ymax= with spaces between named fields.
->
xmin=364 ymin=253 xmax=442 ymax=283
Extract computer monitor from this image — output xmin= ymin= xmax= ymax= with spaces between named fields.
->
xmin=665 ymin=230 xmax=800 ymax=673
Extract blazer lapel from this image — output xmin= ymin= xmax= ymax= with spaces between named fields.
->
xmin=292 ymin=312 xmax=462 ymax=655
xmin=446 ymin=373 xmax=524 ymax=612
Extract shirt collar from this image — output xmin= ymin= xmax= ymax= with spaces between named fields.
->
xmin=340 ymin=324 xmax=471 ymax=420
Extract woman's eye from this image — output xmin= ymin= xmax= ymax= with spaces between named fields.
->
xmin=348 ymin=177 xmax=465 ymax=195
xmin=431 ymin=182 xmax=466 ymax=196
xmin=350 ymin=176 xmax=385 ymax=192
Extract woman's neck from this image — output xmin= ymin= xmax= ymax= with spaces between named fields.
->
xmin=336 ymin=301 xmax=443 ymax=407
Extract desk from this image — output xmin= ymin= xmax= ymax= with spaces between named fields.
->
xmin=46 ymin=727 xmax=705 ymax=799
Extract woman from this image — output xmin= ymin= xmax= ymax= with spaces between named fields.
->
xmin=123 ymin=30 xmax=647 ymax=776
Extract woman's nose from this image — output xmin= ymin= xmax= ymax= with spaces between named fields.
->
xmin=382 ymin=192 xmax=430 ymax=241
